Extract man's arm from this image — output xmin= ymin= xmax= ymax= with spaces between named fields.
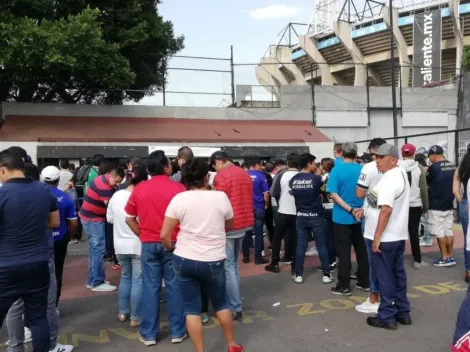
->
xmin=454 ymin=167 xmax=462 ymax=204
xmin=356 ymin=163 xmax=373 ymax=199
xmin=372 ymin=205 xmax=393 ymax=252
xmin=124 ymin=191 xmax=139 ymax=236
xmin=66 ymin=199 xmax=78 ymax=235
xmin=161 ymin=217 xmax=178 ymax=251
xmin=48 ymin=211 xmax=60 ymax=229
xmin=270 ymin=170 xmax=284 ymax=200
xmin=330 ymin=193 xmax=357 ymax=214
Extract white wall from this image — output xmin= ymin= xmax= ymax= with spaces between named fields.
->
xmin=0 ymin=141 xmax=38 ymax=164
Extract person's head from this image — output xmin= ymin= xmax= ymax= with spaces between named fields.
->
xmin=41 ymin=166 xmax=61 ymax=187
xmin=210 ymin=151 xmax=231 ymax=172
xmin=428 ymin=145 xmax=445 ymax=164
xmin=182 ymin=158 xmax=210 ymax=189
xmin=415 ymin=153 xmax=427 ymax=167
xmin=287 ymin=153 xmax=300 ymax=169
xmin=265 ymin=162 xmax=275 ymax=174
xmin=108 ymin=167 xmax=125 ymax=187
xmin=320 ymin=157 xmax=334 ymax=174
xmin=274 ymin=159 xmax=286 ymax=171
xmin=458 ymin=144 xmax=470 ymax=188
xmin=126 ymin=156 xmax=142 ymax=170
xmin=68 ymin=163 xmax=76 ymax=172
xmin=299 ymin=153 xmax=316 ymax=173
xmin=98 ymin=159 xmax=114 ymax=175
xmin=7 ymin=146 xmax=28 ymax=162
xmin=333 ymin=143 xmax=342 ymax=158
xmin=128 ymin=164 xmax=148 ymax=187
xmin=367 ymin=138 xmax=387 ymax=159
xmin=233 ymin=161 xmax=241 ymax=167
xmin=375 ymin=144 xmax=399 ymax=173
xmin=341 ymin=142 xmax=358 ymax=160
xmin=177 ymin=146 xmax=194 ymax=168
xmin=59 ymin=159 xmax=69 ymax=170
xmin=92 ymin=154 xmax=105 ymax=167
xmin=0 ymin=149 xmax=25 ymax=183
xmin=248 ymin=158 xmax=262 ymax=171
xmin=356 ymin=153 xmax=372 ymax=165
xmin=147 ymin=150 xmax=172 ymax=177
xmin=401 ymin=143 xmax=416 ymax=160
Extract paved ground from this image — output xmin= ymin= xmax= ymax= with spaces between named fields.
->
xmin=1 ymin=227 xmax=468 ymax=352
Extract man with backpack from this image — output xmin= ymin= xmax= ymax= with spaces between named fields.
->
xmin=401 ymin=143 xmax=429 ymax=268
xmin=75 ymin=154 xmax=104 ymax=198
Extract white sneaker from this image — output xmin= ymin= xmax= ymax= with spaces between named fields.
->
xmin=86 ymin=280 xmax=110 ymax=289
xmin=171 ymin=333 xmax=187 ymax=344
xmin=322 ymin=273 xmax=335 ymax=284
xmin=293 ymin=275 xmax=303 ymax=284
xmin=24 ymin=327 xmax=32 ymax=343
xmin=91 ymin=283 xmax=117 ymax=292
xmin=50 ymin=343 xmax=74 ymax=352
xmin=139 ymin=335 xmax=157 ymax=346
xmin=355 ymin=298 xmax=379 ymax=314
xmin=305 ymin=248 xmax=319 ymax=257
xmin=261 ymin=250 xmax=266 ymax=257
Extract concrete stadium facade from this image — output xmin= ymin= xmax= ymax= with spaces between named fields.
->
xmin=256 ymin=0 xmax=470 ymax=89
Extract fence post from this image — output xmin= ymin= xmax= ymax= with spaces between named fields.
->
xmin=455 ymin=130 xmax=460 ymax=166
xmin=230 ymin=45 xmax=235 ymax=106
xmin=366 ymin=64 xmax=370 ymax=126
xmin=162 ymin=60 xmax=166 ymax=106
xmin=311 ymin=63 xmax=316 ymax=126
xmin=404 ymin=137 xmax=408 ymax=143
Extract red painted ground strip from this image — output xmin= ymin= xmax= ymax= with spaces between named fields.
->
xmin=60 ymin=227 xmax=466 ymax=301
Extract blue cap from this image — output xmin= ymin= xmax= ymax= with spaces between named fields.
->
xmin=428 ymin=145 xmax=444 ymax=155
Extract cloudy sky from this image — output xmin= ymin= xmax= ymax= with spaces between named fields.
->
xmin=134 ymin=1 xmax=314 ymax=106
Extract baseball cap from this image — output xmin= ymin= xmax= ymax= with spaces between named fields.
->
xmin=41 ymin=166 xmax=61 ymax=182
xmin=358 ymin=153 xmax=373 ymax=163
xmin=428 ymin=145 xmax=444 ymax=155
xmin=375 ymin=143 xmax=399 ymax=158
xmin=401 ymin=143 xmax=416 ymax=157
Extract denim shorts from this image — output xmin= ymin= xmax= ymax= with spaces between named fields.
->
xmin=173 ymin=255 xmax=229 ymax=316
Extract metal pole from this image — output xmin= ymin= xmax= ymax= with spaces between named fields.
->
xmin=230 ymin=45 xmax=235 ymax=106
xmin=311 ymin=63 xmax=316 ymax=126
xmin=389 ymin=1 xmax=398 ymax=147
xmin=162 ymin=61 xmax=166 ymax=106
xmin=366 ymin=65 xmax=371 ymax=126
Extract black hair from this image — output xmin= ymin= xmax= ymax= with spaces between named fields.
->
xmin=110 ymin=166 xmax=126 ymax=179
xmin=68 ymin=163 xmax=76 ymax=171
xmin=333 ymin=143 xmax=342 ymax=153
xmin=210 ymin=151 xmax=230 ymax=165
xmin=7 ymin=146 xmax=28 ymax=161
xmin=265 ymin=162 xmax=275 ymax=173
xmin=129 ymin=164 xmax=148 ymax=186
xmin=0 ymin=149 xmax=25 ymax=171
xmin=177 ymin=146 xmax=194 ymax=162
xmin=99 ymin=159 xmax=115 ymax=175
xmin=182 ymin=158 xmax=210 ymax=189
xmin=147 ymin=150 xmax=169 ymax=176
xmin=126 ymin=156 xmax=142 ymax=167
xmin=287 ymin=153 xmax=300 ymax=169
xmin=274 ymin=159 xmax=286 ymax=167
xmin=299 ymin=153 xmax=316 ymax=169
xmin=459 ymin=152 xmax=470 ymax=193
xmin=25 ymin=163 xmax=40 ymax=181
xmin=321 ymin=157 xmax=334 ymax=173
xmin=248 ymin=158 xmax=262 ymax=168
xmin=59 ymin=159 xmax=69 ymax=169
xmin=368 ymin=138 xmax=387 ymax=152
xmin=233 ymin=161 xmax=241 ymax=167
xmin=92 ymin=154 xmax=105 ymax=167
xmin=414 ymin=153 xmax=427 ymax=167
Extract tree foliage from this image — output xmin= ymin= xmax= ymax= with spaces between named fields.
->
xmin=0 ymin=0 xmax=184 ymax=104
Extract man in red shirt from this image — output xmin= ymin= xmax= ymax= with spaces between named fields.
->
xmin=210 ymin=151 xmax=254 ymax=321
xmin=125 ymin=150 xmax=186 ymax=346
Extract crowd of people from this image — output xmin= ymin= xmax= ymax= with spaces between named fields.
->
xmin=1 ymin=140 xmax=470 ymax=351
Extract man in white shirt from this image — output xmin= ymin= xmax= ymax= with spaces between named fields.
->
xmin=365 ymin=144 xmax=411 ymax=330
xmin=265 ymin=153 xmax=299 ymax=274
xmin=355 ymin=138 xmax=386 ymax=314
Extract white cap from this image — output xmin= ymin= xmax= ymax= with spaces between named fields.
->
xmin=41 ymin=166 xmax=61 ymax=182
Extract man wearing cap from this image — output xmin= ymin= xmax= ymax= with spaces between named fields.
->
xmin=427 ymin=145 xmax=456 ymax=267
xmin=366 ymin=144 xmax=411 ymax=330
xmin=400 ymin=143 xmax=429 ymax=269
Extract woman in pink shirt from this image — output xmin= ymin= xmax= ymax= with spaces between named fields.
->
xmin=161 ymin=159 xmax=244 ymax=352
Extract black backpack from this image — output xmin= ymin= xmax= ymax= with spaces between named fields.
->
xmin=76 ymin=165 xmax=92 ymax=185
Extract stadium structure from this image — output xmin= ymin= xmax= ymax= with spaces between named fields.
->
xmin=255 ymin=0 xmax=470 ymax=89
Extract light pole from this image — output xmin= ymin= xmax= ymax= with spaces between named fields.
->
xmin=389 ymin=0 xmax=398 ymax=147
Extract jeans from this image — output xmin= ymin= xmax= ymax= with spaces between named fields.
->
xmin=54 ymin=234 xmax=69 ymax=307
xmin=225 ymin=237 xmax=242 ymax=313
xmin=364 ymin=239 xmax=379 ymax=294
xmin=421 ymin=214 xmax=431 ymax=243
xmin=116 ymin=254 xmax=142 ymax=321
xmin=140 ymin=243 xmax=185 ymax=340
xmin=372 ymin=240 xmax=410 ymax=324
xmin=460 ymin=198 xmax=470 ymax=271
xmin=0 ymin=261 xmax=50 ymax=352
xmin=173 ymin=255 xmax=229 ymax=315
xmin=295 ymin=215 xmax=330 ymax=276
xmin=242 ymin=208 xmax=265 ymax=259
xmin=81 ymin=220 xmax=106 ymax=288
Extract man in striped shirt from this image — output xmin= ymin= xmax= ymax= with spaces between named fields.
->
xmin=79 ymin=167 xmax=124 ymax=292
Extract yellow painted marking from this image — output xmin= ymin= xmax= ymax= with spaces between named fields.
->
xmin=414 ymin=284 xmax=450 ymax=295
xmin=71 ymin=330 xmax=110 ymax=346
xmin=108 ymin=328 xmax=139 ymax=340
xmin=57 ymin=334 xmax=68 ymax=344
xmin=287 ymin=303 xmax=326 ymax=316
xmin=241 ymin=310 xmax=275 ymax=323
xmin=407 ymin=293 xmax=421 ymax=298
xmin=348 ymin=295 xmax=368 ymax=303
xmin=320 ymin=299 xmax=355 ymax=310
xmin=438 ymin=282 xmax=467 ymax=292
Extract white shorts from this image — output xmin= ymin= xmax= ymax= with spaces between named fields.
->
xmin=427 ymin=210 xmax=454 ymax=237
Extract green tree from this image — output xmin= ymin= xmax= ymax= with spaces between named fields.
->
xmin=0 ymin=0 xmax=184 ymax=104
xmin=464 ymin=46 xmax=470 ymax=73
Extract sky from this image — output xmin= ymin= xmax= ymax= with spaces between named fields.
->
xmin=133 ymin=0 xmax=315 ymax=106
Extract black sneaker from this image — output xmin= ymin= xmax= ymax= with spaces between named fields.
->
xmin=265 ymin=264 xmax=280 ymax=273
xmin=280 ymin=257 xmax=292 ymax=265
xmin=331 ymin=287 xmax=352 ymax=296
xmin=350 ymin=272 xmax=358 ymax=280
xmin=255 ymin=257 xmax=269 ymax=265
xmin=232 ymin=311 xmax=243 ymax=321
xmin=242 ymin=256 xmax=249 ymax=264
xmin=355 ymin=284 xmax=370 ymax=292
xmin=317 ymin=263 xmax=337 ymax=272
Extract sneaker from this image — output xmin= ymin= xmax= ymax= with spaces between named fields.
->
xmin=331 ymin=287 xmax=352 ymax=296
xmin=171 ymin=333 xmax=187 ymax=344
xmin=419 ymin=240 xmax=433 ymax=247
xmin=232 ymin=311 xmax=243 ymax=321
xmin=449 ymin=257 xmax=457 ymax=266
xmin=255 ymin=257 xmax=269 ymax=265
xmin=242 ymin=256 xmax=249 ymax=264
xmin=91 ymin=283 xmax=117 ymax=292
xmin=265 ymin=263 xmax=280 ymax=273
xmin=279 ymin=258 xmax=292 ymax=265
xmin=355 ymin=297 xmax=379 ymax=314
xmin=322 ymin=273 xmax=335 ymax=284
xmin=261 ymin=250 xmax=266 ymax=257
xmin=305 ymin=248 xmax=319 ymax=257
xmin=117 ymin=313 xmax=128 ymax=322
xmin=317 ymin=263 xmax=337 ymax=273
xmin=50 ymin=343 xmax=74 ymax=352
xmin=432 ymin=258 xmax=454 ymax=267
xmin=413 ymin=261 xmax=429 ymax=269
xmin=139 ymin=335 xmax=157 ymax=346
xmin=228 ymin=345 xmax=245 ymax=352
xmin=355 ymin=284 xmax=370 ymax=292
xmin=201 ymin=314 xmax=210 ymax=324
xmin=130 ymin=319 xmax=140 ymax=328
xmin=24 ymin=327 xmax=32 ymax=343
xmin=86 ymin=280 xmax=110 ymax=289
xmin=293 ymin=275 xmax=303 ymax=284
xmin=350 ymin=272 xmax=358 ymax=280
